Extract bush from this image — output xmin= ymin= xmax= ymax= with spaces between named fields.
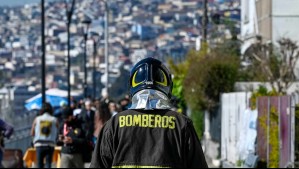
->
xmin=191 ymin=110 xmax=205 ymax=140
xmin=184 ymin=49 xmax=240 ymax=111
xmin=170 ymin=42 xmax=241 ymax=138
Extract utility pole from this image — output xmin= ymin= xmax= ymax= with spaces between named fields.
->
xmin=41 ymin=0 xmax=46 ymax=104
xmin=66 ymin=0 xmax=76 ymax=106
xmin=202 ymin=0 xmax=208 ymax=43
xmin=104 ymin=0 xmax=109 ymax=96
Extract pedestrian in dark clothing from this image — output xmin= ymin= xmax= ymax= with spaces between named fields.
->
xmin=90 ymin=58 xmax=208 ymax=168
xmin=77 ymin=100 xmax=95 ymax=163
xmin=58 ymin=108 xmax=85 ymax=168
xmin=0 ymin=118 xmax=14 ymax=168
xmin=54 ymin=101 xmax=68 ymax=128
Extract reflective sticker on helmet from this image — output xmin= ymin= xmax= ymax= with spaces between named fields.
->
xmin=145 ymin=81 xmax=154 ymax=85
xmin=156 ymin=70 xmax=168 ymax=87
xmin=132 ymin=71 xmax=143 ymax=87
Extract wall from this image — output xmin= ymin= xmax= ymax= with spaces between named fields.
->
xmin=255 ymin=0 xmax=272 ymax=43
xmin=221 ymin=92 xmax=253 ymax=166
xmin=240 ymin=0 xmax=258 ymax=54
xmin=271 ymin=0 xmax=299 ymax=43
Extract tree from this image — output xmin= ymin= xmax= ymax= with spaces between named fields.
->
xmin=184 ymin=47 xmax=240 ymax=111
xmin=244 ymin=38 xmax=299 ymax=94
xmin=182 ymin=44 xmax=240 ymax=138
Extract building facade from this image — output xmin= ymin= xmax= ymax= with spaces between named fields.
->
xmin=242 ymin=0 xmax=299 ymax=53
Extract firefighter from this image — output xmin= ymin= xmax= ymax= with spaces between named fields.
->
xmin=90 ymin=57 xmax=208 ymax=168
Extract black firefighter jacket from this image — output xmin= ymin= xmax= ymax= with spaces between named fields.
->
xmin=90 ymin=109 xmax=208 ymax=168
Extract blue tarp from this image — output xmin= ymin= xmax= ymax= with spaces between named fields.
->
xmin=25 ymin=95 xmax=68 ymax=111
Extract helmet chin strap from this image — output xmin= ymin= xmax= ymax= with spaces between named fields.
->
xmin=129 ymin=89 xmax=173 ymax=110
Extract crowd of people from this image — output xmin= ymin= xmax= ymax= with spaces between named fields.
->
xmin=24 ymin=57 xmax=208 ymax=168
xmin=0 ymin=57 xmax=209 ymax=168
xmin=30 ymin=95 xmax=131 ymax=168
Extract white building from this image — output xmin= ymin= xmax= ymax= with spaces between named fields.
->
xmin=241 ymin=0 xmax=299 ymax=54
xmin=241 ymin=0 xmax=299 ymax=79
xmin=240 ymin=0 xmax=258 ymax=54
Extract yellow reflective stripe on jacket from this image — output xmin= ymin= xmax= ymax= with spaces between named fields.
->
xmin=112 ymin=165 xmax=170 ymax=168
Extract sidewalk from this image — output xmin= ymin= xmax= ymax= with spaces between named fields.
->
xmin=206 ymin=156 xmax=220 ymax=168
xmin=203 ymin=138 xmax=221 ymax=168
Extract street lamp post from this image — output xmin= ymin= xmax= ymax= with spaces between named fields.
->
xmin=104 ymin=0 xmax=109 ymax=96
xmin=41 ymin=0 xmax=46 ymax=104
xmin=82 ymin=20 xmax=92 ymax=98
xmin=66 ymin=0 xmax=76 ymax=106
xmin=92 ymin=34 xmax=100 ymax=99
xmin=202 ymin=0 xmax=208 ymax=43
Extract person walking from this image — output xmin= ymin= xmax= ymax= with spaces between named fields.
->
xmin=90 ymin=58 xmax=208 ymax=168
xmin=31 ymin=103 xmax=58 ymax=168
xmin=58 ymin=108 xmax=85 ymax=168
xmin=77 ymin=100 xmax=95 ymax=163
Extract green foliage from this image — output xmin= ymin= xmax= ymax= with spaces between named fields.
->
xmin=250 ymin=86 xmax=279 ymax=110
xmin=216 ymin=36 xmax=241 ymax=57
xmin=184 ymin=47 xmax=240 ymax=111
xmin=268 ymin=107 xmax=279 ymax=168
xmin=170 ymin=41 xmax=241 ymax=138
xmin=168 ymin=46 xmax=209 ymax=112
xmin=269 ymin=54 xmax=281 ymax=79
xmin=205 ymin=59 xmax=239 ymax=102
xmin=168 ymin=59 xmax=189 ymax=112
xmin=296 ymin=107 xmax=299 ymax=119
xmin=191 ymin=110 xmax=205 ymax=140
xmin=180 ymin=44 xmax=239 ymax=138
xmin=238 ymin=62 xmax=268 ymax=82
xmin=169 ymin=45 xmax=209 ymax=137
xmin=236 ymin=160 xmax=244 ymax=167
xmin=259 ymin=107 xmax=280 ymax=168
